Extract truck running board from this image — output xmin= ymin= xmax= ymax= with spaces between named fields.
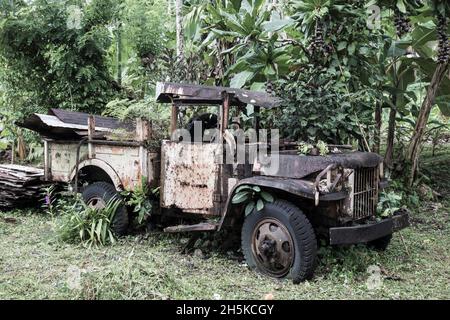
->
xmin=164 ymin=222 xmax=219 ymax=233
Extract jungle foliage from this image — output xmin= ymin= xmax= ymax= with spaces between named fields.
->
xmin=0 ymin=0 xmax=449 ymax=185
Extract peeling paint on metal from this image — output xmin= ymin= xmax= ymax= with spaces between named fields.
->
xmin=160 ymin=141 xmax=220 ymax=214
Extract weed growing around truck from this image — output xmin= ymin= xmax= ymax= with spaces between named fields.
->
xmin=55 ymin=197 xmax=120 ymax=247
xmin=0 ymin=148 xmax=449 ymax=300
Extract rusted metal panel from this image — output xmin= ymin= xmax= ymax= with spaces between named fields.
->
xmin=69 ymin=158 xmax=123 ymax=189
xmin=258 ymin=152 xmax=383 ymax=179
xmin=47 ymin=140 xmax=156 ymax=191
xmin=217 ymin=175 xmax=348 ymax=230
xmin=329 ymin=211 xmax=409 ymax=245
xmin=18 ymin=114 xmax=114 ymax=140
xmin=48 ymin=141 xmax=88 ymax=182
xmin=18 ymin=109 xmax=134 ymax=140
xmin=164 ymin=222 xmax=218 ymax=233
xmin=156 ymin=82 xmax=282 ymax=108
xmin=94 ymin=145 xmax=141 ymax=190
xmin=43 ymin=140 xmax=50 ymax=181
xmin=160 ymin=141 xmax=220 ymax=215
xmin=147 ymin=152 xmax=160 ymax=188
xmin=48 ymin=108 xmax=133 ymax=131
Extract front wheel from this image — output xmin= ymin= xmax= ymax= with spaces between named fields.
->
xmin=241 ymin=200 xmax=317 ymax=283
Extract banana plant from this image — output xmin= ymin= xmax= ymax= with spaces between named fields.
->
xmin=385 ymin=2 xmax=450 ymax=116
xmin=185 ymin=0 xmax=294 ymax=88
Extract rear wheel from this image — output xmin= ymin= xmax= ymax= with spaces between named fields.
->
xmin=82 ymin=182 xmax=129 ymax=236
xmin=241 ymin=200 xmax=317 ymax=283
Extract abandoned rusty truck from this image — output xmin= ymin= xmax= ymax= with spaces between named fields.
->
xmin=19 ymin=82 xmax=409 ymax=283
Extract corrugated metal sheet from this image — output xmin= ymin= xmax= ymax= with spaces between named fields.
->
xmin=18 ymin=114 xmax=113 ymax=139
xmin=18 ymin=109 xmax=133 ymax=140
xmin=156 ymin=82 xmax=282 ymax=108
xmin=49 ymin=109 xmax=134 ymax=130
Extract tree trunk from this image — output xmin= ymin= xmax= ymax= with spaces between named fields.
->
xmin=175 ymin=0 xmax=184 ymax=63
xmin=116 ymin=23 xmax=122 ymax=87
xmin=373 ymin=102 xmax=382 ymax=154
xmin=406 ymin=61 xmax=449 ymax=186
xmin=10 ymin=139 xmax=15 ymax=164
xmin=17 ymin=131 xmax=25 ymax=161
xmin=384 ymin=100 xmax=397 ymax=168
xmin=167 ymin=0 xmax=172 ymax=15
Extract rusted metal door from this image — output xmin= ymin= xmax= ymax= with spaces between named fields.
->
xmin=160 ymin=141 xmax=221 ymax=215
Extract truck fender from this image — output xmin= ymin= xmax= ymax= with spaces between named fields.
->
xmin=218 ymin=176 xmax=347 ymax=230
xmin=69 ymin=158 xmax=123 ymax=190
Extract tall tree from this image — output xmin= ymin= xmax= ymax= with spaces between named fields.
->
xmin=407 ymin=60 xmax=449 ymax=184
xmin=175 ymin=0 xmax=184 ymax=63
xmin=406 ymin=2 xmax=450 ymax=185
xmin=0 ymin=0 xmax=120 ymax=114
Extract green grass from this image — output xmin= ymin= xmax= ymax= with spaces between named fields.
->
xmin=1 ymin=147 xmax=449 ymax=300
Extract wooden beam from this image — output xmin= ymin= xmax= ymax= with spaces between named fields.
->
xmin=87 ymin=115 xmax=95 ymax=158
xmin=170 ymin=103 xmax=178 ymax=137
xmin=222 ymin=92 xmax=230 ymax=133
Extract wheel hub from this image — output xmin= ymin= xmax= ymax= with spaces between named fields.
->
xmin=87 ymin=197 xmax=106 ymax=210
xmin=252 ymin=218 xmax=294 ymax=277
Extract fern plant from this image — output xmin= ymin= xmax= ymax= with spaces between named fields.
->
xmin=232 ymin=185 xmax=274 ymax=216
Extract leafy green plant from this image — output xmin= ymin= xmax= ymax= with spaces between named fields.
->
xmin=0 ymin=0 xmax=119 ymax=115
xmin=231 ymin=185 xmax=274 ymax=216
xmin=0 ymin=108 xmax=17 ymax=152
xmin=377 ymin=191 xmax=403 ymax=218
xmin=316 ymin=140 xmax=329 ymax=156
xmin=56 ymin=196 xmax=120 ymax=247
xmin=297 ymin=141 xmax=314 ymax=155
xmin=297 ymin=140 xmax=329 ymax=156
xmin=122 ymin=177 xmax=159 ymax=225
xmin=186 ymin=0 xmax=294 ymax=88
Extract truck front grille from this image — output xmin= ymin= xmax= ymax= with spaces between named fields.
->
xmin=352 ymin=167 xmax=379 ymax=220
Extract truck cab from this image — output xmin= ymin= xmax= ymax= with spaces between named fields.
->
xmin=154 ymin=82 xmax=409 ymax=282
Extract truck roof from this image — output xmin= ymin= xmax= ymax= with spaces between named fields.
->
xmin=18 ymin=108 xmax=133 ymax=140
xmin=155 ymin=82 xmax=282 ymax=109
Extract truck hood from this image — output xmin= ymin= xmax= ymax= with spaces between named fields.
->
xmin=258 ymin=151 xmax=383 ymax=179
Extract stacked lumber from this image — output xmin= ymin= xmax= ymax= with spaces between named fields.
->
xmin=0 ymin=164 xmax=44 ymax=208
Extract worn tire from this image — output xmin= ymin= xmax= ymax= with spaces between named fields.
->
xmin=367 ymin=234 xmax=392 ymax=251
xmin=241 ymin=200 xmax=317 ymax=283
xmin=82 ymin=182 xmax=129 ymax=236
